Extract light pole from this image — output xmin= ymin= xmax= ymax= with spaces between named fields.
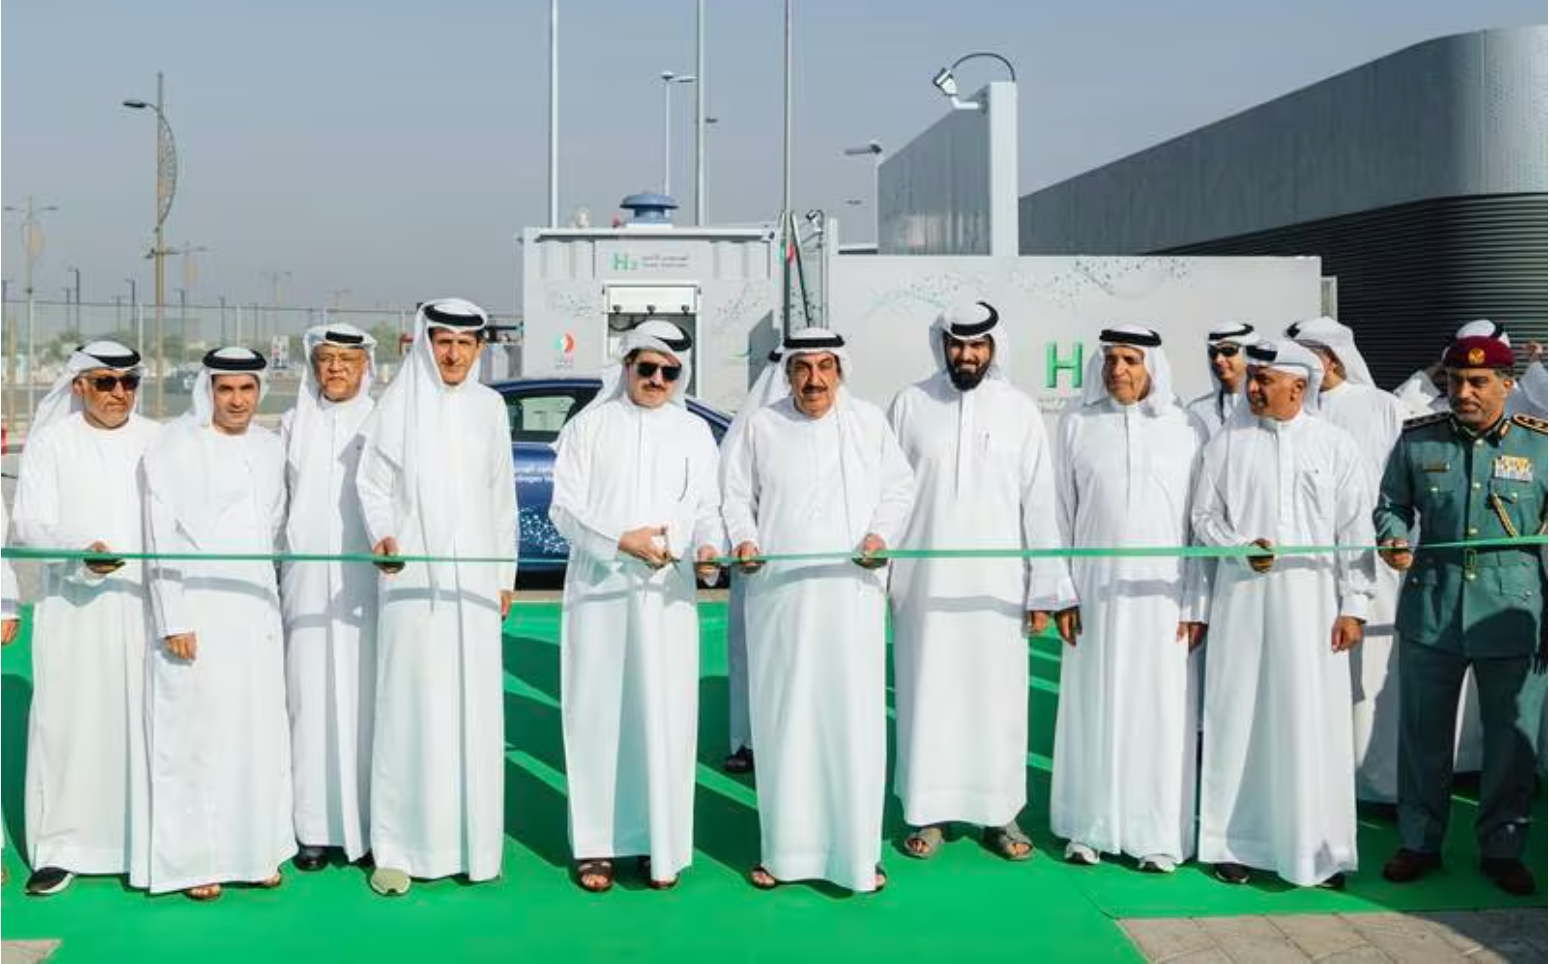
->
xmin=175 ymin=242 xmax=207 ymax=355
xmin=781 ymin=0 xmax=794 ymax=336
xmin=694 ymin=0 xmax=707 ymax=224
xmin=4 ymin=197 xmax=60 ymax=423
xmin=931 ymin=52 xmax=1016 ymax=111
xmin=262 ymin=269 xmax=292 ymax=346
xmin=659 ymin=71 xmax=696 ymax=197
xmin=125 ymin=278 xmax=142 ymax=356
xmin=66 ymin=266 xmax=82 ymax=333
xmin=122 ymin=71 xmax=179 ymax=417
xmin=547 ymin=0 xmax=559 ymax=227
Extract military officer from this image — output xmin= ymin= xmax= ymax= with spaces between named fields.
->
xmin=1373 ymin=333 xmax=1546 ymax=897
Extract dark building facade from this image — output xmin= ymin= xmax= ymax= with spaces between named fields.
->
xmin=1019 ymin=26 xmax=1547 ymax=387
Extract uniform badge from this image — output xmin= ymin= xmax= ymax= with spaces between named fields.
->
xmin=1422 ymin=462 xmax=1450 ymax=473
xmin=1492 ymin=455 xmax=1533 ymax=482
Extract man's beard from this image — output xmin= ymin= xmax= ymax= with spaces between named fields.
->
xmin=948 ymin=362 xmax=988 ymax=391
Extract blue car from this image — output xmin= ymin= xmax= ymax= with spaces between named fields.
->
xmin=493 ymin=377 xmax=732 ymax=572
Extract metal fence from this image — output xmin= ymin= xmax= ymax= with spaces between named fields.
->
xmin=1 ymin=297 xmax=521 ymax=432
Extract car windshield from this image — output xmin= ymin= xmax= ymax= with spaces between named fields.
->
xmin=505 ymin=386 xmax=600 ymax=444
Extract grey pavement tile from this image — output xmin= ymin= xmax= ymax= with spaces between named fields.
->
xmin=1341 ymin=913 xmax=1472 ymax=964
xmin=1464 ymin=941 xmax=1546 ymax=964
xmin=1 ymin=941 xmax=61 ymax=964
xmin=1417 ymin=911 xmax=1499 ymax=954
xmin=1267 ymin=914 xmax=1371 ymax=960
xmin=1196 ymin=916 xmax=1312 ymax=964
xmin=1316 ymin=947 xmax=1397 ymax=964
xmin=1475 ymin=908 xmax=1548 ymax=940
xmin=1162 ymin=951 xmax=1236 ymax=964
xmin=1119 ymin=918 xmax=1215 ymax=963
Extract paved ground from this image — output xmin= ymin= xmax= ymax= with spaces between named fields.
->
xmin=1122 ymin=908 xmax=1547 ymax=962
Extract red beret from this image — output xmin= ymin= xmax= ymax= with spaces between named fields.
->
xmin=1442 ymin=335 xmax=1514 ymax=370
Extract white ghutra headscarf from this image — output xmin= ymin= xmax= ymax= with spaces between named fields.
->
xmin=588 ymin=319 xmax=694 ymax=414
xmin=1288 ymin=315 xmax=1376 ymax=388
xmin=32 ymin=341 xmax=145 ymax=434
xmin=1245 ymin=338 xmax=1324 ymax=414
xmin=1080 ymin=323 xmax=1177 ymax=416
xmin=929 ymin=299 xmax=1012 ymax=382
xmin=144 ymin=346 xmax=270 ymax=546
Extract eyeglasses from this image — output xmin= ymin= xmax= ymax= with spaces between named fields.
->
xmin=88 ymin=374 xmax=142 ymax=392
xmin=634 ymin=361 xmax=682 ymax=382
xmin=1206 ymin=344 xmax=1241 ymax=359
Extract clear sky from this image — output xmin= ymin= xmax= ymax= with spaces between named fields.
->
xmin=3 ymin=0 xmax=1543 ymax=318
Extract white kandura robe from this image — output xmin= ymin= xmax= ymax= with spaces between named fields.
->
xmin=143 ymin=425 xmax=294 ymax=893
xmin=1317 ymin=381 xmax=1409 ymax=802
xmin=356 ymin=385 xmax=516 ymax=881
xmin=724 ymin=371 xmax=790 ymax=755
xmin=1192 ymin=411 xmax=1374 ymax=886
xmin=722 ymin=396 xmax=915 ymax=892
xmin=1049 ymin=398 xmax=1207 ymax=863
xmin=886 ymin=374 xmax=1072 ymax=828
xmin=279 ymin=396 xmax=377 ymax=859
xmin=551 ymin=398 xmax=723 ymax=879
xmin=12 ymin=412 xmax=160 ymax=884
xmin=1186 ymin=387 xmax=1247 ymax=437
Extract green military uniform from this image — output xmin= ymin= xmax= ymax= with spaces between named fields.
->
xmin=1374 ymin=410 xmax=1547 ymax=861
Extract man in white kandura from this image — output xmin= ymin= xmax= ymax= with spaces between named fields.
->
xmin=356 ymin=298 xmax=517 ymax=896
xmin=1049 ymin=325 xmax=1208 ymax=874
xmin=722 ymin=347 xmax=787 ymax=775
xmin=552 ymin=320 xmax=724 ymax=893
xmin=1192 ymin=338 xmax=1374 ymax=889
xmin=1185 ymin=323 xmax=1256 ymax=436
xmin=886 ymin=300 xmax=1071 ymax=862
xmin=1288 ymin=316 xmax=1408 ymax=804
xmin=723 ymin=327 xmax=915 ymax=894
xmin=11 ymin=342 xmax=160 ymax=896
xmin=142 ymin=347 xmax=292 ymax=901
xmin=279 ymin=323 xmax=378 ymax=872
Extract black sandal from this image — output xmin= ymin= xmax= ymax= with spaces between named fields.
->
xmin=574 ymin=859 xmax=614 ymax=893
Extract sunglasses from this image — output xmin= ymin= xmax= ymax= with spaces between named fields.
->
xmin=1206 ymin=344 xmax=1241 ymax=359
xmin=88 ymin=374 xmax=142 ymax=392
xmin=634 ymin=361 xmax=682 ymax=382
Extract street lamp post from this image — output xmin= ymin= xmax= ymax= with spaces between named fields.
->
xmin=66 ymin=266 xmax=82 ymax=332
xmin=659 ymin=71 xmax=696 ymax=198
xmin=4 ymin=196 xmax=60 ymax=424
xmin=122 ymin=71 xmax=179 ymax=417
xmin=125 ymin=278 xmax=141 ymax=356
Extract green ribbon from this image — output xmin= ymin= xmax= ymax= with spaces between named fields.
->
xmin=2 ymin=535 xmax=1542 ymax=567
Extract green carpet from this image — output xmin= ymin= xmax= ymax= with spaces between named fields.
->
xmin=1 ymin=603 xmax=1543 ymax=963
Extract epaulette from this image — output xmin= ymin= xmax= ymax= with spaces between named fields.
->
xmin=1402 ymin=412 xmax=1450 ymax=432
xmin=1511 ymin=413 xmax=1548 ymax=434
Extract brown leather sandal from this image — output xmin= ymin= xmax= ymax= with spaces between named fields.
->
xmin=748 ymin=865 xmax=779 ymax=890
xmin=574 ymin=859 xmax=614 ymax=893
